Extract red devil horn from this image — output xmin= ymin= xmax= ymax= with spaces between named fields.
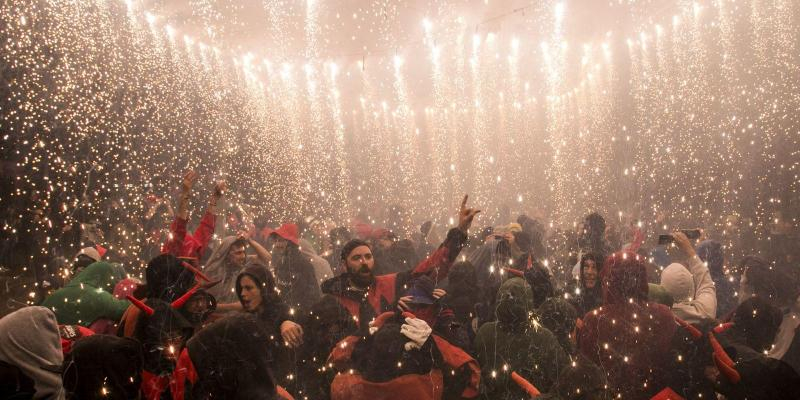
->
xmin=511 ymin=371 xmax=541 ymax=397
xmin=400 ymin=311 xmax=418 ymax=321
xmin=126 ymin=295 xmax=154 ymax=316
xmin=675 ymin=316 xmax=703 ymax=340
xmin=708 ymin=332 xmax=736 ymax=368
xmin=180 ymin=261 xmax=212 ymax=283
xmin=714 ymin=353 xmax=742 ymax=384
xmin=502 ymin=267 xmax=525 ymax=277
xmin=713 ymin=322 xmax=734 ymax=334
xmin=171 ymin=285 xmax=200 ymax=309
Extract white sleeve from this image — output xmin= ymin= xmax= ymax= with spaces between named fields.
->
xmin=687 ymin=254 xmax=717 ymax=319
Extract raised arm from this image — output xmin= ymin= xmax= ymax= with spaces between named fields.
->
xmin=411 ymin=195 xmax=480 ymax=282
xmin=190 ymin=180 xmax=225 ymax=258
xmin=674 ymin=231 xmax=717 ymax=319
xmin=162 ymin=171 xmax=196 ymax=255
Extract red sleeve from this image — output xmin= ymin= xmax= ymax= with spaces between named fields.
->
xmin=190 ymin=210 xmax=216 ymax=259
xmin=161 ymin=217 xmax=188 ymax=256
xmin=411 ymin=228 xmax=468 ymax=282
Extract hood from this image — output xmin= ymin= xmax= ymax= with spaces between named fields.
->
xmin=136 ymin=298 xmax=193 ymax=375
xmin=537 ymin=298 xmax=578 ymax=354
xmin=145 ymin=254 xmax=195 ymax=302
xmin=495 ymin=277 xmax=534 ymax=327
xmin=62 ymin=334 xmax=143 ymax=400
xmin=0 ymin=306 xmax=65 ymax=400
xmin=299 ymin=238 xmax=319 ymax=256
xmin=272 ymin=223 xmax=300 ymax=246
xmin=203 ymin=236 xmax=239 ymax=278
xmin=602 ymin=252 xmax=649 ymax=305
xmin=660 ymin=263 xmax=693 ymax=302
xmin=186 ymin=313 xmax=277 ymax=398
xmin=203 ymin=236 xmax=242 ymax=301
xmin=68 ymin=261 xmax=126 ymax=293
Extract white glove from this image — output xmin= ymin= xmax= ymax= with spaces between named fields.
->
xmin=401 ymin=317 xmax=432 ymax=351
xmin=368 ymin=319 xmax=379 ymax=335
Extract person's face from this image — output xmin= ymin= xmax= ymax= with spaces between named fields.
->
xmin=346 ymin=245 xmax=374 ymax=280
xmin=272 ymin=237 xmax=288 ymax=254
xmin=228 ymin=244 xmax=247 ymax=268
xmin=583 ymin=259 xmax=598 ymax=289
xmin=376 ymin=237 xmax=393 ymax=250
xmin=239 ymin=275 xmax=263 ymax=312
xmin=185 ymin=296 xmax=208 ymax=315
xmin=738 ymin=272 xmax=751 ymax=304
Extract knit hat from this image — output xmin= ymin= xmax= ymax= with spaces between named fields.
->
xmin=77 ymin=247 xmax=101 ymax=262
xmin=404 ymin=276 xmax=436 ymax=305
xmin=660 ymin=263 xmax=693 ymax=302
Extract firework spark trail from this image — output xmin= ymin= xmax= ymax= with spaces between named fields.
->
xmin=0 ymin=0 xmax=798 ymax=277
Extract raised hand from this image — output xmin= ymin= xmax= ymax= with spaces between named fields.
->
xmin=213 ymin=180 xmax=227 ymax=197
xmin=181 ymin=170 xmax=198 ymax=193
xmin=457 ymin=194 xmax=481 ymax=232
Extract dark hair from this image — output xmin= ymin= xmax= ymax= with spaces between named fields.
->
xmin=732 ymin=297 xmax=784 ymax=352
xmin=231 ymin=238 xmax=248 ymax=249
xmin=741 ymin=255 xmax=798 ymax=306
xmin=235 ymin=265 xmax=280 ymax=305
xmin=512 ymin=231 xmax=532 ymax=253
xmin=581 ymin=252 xmax=600 ymax=270
xmin=340 ymin=239 xmax=371 ymax=261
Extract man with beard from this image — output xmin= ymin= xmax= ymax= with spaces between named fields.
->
xmin=203 ymin=236 xmax=248 ymax=307
xmin=296 ymin=196 xmax=480 ymax=400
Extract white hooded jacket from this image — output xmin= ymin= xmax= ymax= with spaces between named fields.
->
xmin=660 ymin=255 xmax=717 ymax=324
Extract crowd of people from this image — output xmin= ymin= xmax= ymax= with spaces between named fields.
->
xmin=1 ymin=170 xmax=799 ymax=400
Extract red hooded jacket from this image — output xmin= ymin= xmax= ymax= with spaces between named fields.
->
xmin=578 ymin=251 xmax=677 ymax=399
xmin=161 ymin=211 xmax=216 ymax=261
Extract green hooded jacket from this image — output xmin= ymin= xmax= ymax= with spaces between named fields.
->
xmin=474 ymin=277 xmax=569 ymax=399
xmin=41 ymin=262 xmax=130 ymax=326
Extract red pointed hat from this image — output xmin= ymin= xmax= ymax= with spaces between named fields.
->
xmin=271 ymin=223 xmax=300 ymax=245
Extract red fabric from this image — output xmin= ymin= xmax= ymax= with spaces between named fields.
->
xmin=272 ymin=223 xmax=300 ymax=245
xmin=113 ymin=278 xmax=141 ymax=300
xmin=578 ymin=251 xmax=677 ymax=398
xmin=431 ymin=335 xmax=480 ymax=398
xmin=353 ymin=222 xmax=374 ymax=240
xmin=601 ymin=251 xmax=650 ymax=305
xmin=259 ymin=227 xmax=275 ymax=241
xmin=141 ymin=370 xmax=170 ymax=400
xmin=276 ymin=386 xmax=294 ymax=400
xmin=411 ymin=245 xmax=452 ymax=283
xmin=170 ymin=348 xmax=198 ymax=400
xmin=120 ymin=305 xmax=141 ymax=338
xmin=162 ymin=211 xmax=216 ymax=260
xmin=650 ymin=387 xmax=686 ymax=400
xmin=333 ymin=274 xmax=398 ymax=327
xmin=327 ymin=335 xmax=361 ymax=370
xmin=95 ymin=244 xmax=107 ymax=258
xmin=87 ymin=318 xmax=117 ymax=335
xmin=59 ymin=325 xmax=95 ymax=355
xmin=511 ymin=371 xmax=540 ymax=397
xmin=331 ymin=370 xmax=444 ymax=400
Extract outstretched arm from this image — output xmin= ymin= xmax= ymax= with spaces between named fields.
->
xmin=410 ymin=195 xmax=480 ymax=282
xmin=162 ymin=171 xmax=196 ymax=255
